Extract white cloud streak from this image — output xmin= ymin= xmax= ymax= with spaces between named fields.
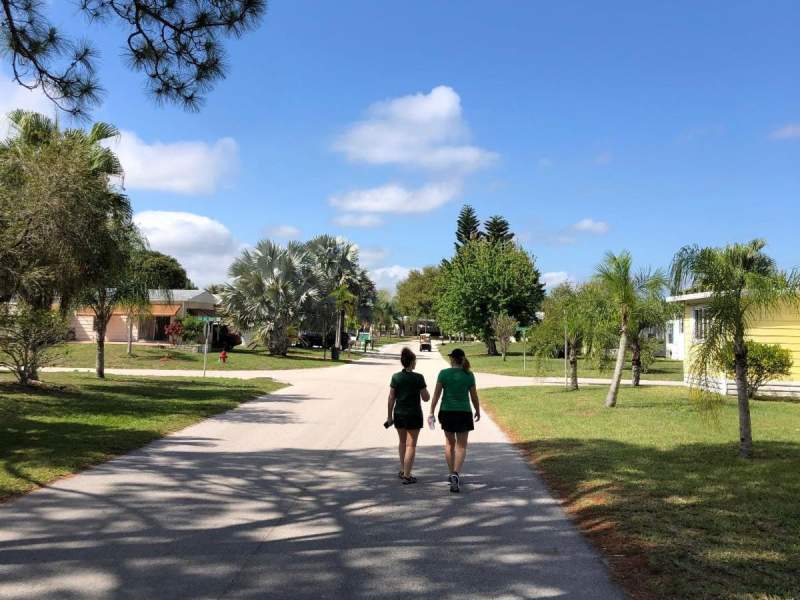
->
xmin=370 ymin=265 xmax=412 ymax=291
xmin=572 ymin=218 xmax=609 ymax=234
xmin=770 ymin=124 xmax=800 ymax=140
xmin=134 ymin=211 xmax=243 ymax=287
xmin=330 ymin=181 xmax=461 ymax=214
xmin=541 ymin=271 xmax=572 ymax=288
xmin=334 ymin=85 xmax=497 ymax=173
xmin=332 ymin=213 xmax=384 ymax=228
xmin=267 ymin=225 xmax=301 ymax=239
xmin=108 ymin=131 xmax=239 ymax=195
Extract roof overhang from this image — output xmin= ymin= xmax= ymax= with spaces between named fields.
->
xmin=666 ymin=291 xmax=712 ymax=303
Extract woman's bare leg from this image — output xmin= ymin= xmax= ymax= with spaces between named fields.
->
xmin=396 ymin=428 xmax=407 ymax=475
xmin=403 ymin=429 xmax=420 ymax=476
xmin=453 ymin=431 xmax=469 ymax=473
xmin=443 ymin=431 xmax=456 ymax=473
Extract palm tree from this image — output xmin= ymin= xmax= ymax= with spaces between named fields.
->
xmin=1 ymin=110 xmax=129 ymax=310
xmin=626 ymin=270 xmax=671 ymax=386
xmin=670 ymin=239 xmax=798 ymax=458
xmin=221 ymin=241 xmax=318 ymax=355
xmin=595 ymin=251 xmax=666 ymax=407
xmin=306 ymin=235 xmax=360 ymax=352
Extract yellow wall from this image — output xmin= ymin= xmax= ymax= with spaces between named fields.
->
xmin=682 ymin=301 xmax=800 ymax=380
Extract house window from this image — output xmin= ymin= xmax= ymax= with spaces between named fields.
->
xmin=667 ymin=322 xmax=674 ymax=344
xmin=693 ymin=307 xmax=710 ymax=340
xmin=678 ymin=318 xmax=684 ymax=334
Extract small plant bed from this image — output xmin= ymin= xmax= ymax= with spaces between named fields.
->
xmin=48 ymin=343 xmax=362 ymax=371
xmin=438 ymin=341 xmax=684 ymax=381
xmin=481 ymin=385 xmax=800 ymax=600
xmin=0 ymin=373 xmax=284 ymax=501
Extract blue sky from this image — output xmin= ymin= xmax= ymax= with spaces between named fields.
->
xmin=2 ymin=1 xmax=799 ymax=288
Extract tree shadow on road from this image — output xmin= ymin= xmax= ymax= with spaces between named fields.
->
xmin=0 ymin=440 xmax=622 ymax=600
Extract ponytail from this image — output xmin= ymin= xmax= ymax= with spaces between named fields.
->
xmin=462 ymin=357 xmax=471 ymax=373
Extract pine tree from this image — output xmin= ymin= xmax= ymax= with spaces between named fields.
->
xmin=455 ymin=204 xmax=482 ymax=249
xmin=484 ymin=215 xmax=514 ymax=243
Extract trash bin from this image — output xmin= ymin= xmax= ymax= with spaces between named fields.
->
xmin=331 ymin=347 xmax=340 ymax=361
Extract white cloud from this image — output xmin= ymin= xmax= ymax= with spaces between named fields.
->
xmin=769 ymin=124 xmax=800 ymax=140
xmin=0 ymin=77 xmax=54 ymax=137
xmin=370 ymin=265 xmax=412 ymax=291
xmin=267 ymin=225 xmax=301 ymax=239
xmin=134 ymin=211 xmax=242 ymax=287
xmin=330 ymin=180 xmax=461 ymax=214
xmin=594 ymin=151 xmax=613 ymax=165
xmin=537 ymin=157 xmax=554 ymax=169
xmin=572 ymin=218 xmax=609 ymax=235
xmin=334 ymin=85 xmax=497 ymax=173
xmin=357 ymin=247 xmax=389 ymax=267
xmin=107 ymin=131 xmax=239 ymax=194
xmin=541 ymin=271 xmax=572 ymax=288
xmin=333 ymin=213 xmax=384 ymax=228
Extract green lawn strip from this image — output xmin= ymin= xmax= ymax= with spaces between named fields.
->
xmin=439 ymin=341 xmax=684 ymax=381
xmin=0 ymin=373 xmax=284 ymax=500
xmin=48 ymin=343 xmax=362 ymax=371
xmin=481 ymin=385 xmax=800 ymax=600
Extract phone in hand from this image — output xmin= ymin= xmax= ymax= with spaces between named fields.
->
xmin=383 ymin=419 xmax=393 ymax=429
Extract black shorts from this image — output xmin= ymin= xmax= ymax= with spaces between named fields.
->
xmin=394 ymin=412 xmax=423 ymax=430
xmin=438 ymin=411 xmax=474 ymax=433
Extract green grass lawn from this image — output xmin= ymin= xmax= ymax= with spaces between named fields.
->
xmin=0 ymin=373 xmax=284 ymax=500
xmin=481 ymin=385 xmax=800 ymax=600
xmin=439 ymin=341 xmax=684 ymax=380
xmin=49 ymin=343 xmax=363 ymax=371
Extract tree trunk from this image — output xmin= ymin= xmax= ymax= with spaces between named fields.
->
xmin=127 ymin=314 xmax=134 ymax=356
xmin=96 ymin=324 xmax=106 ymax=379
xmin=631 ymin=340 xmax=641 ymax=387
xmin=485 ymin=336 xmax=499 ymax=356
xmin=734 ymin=340 xmax=752 ymax=458
xmin=568 ymin=343 xmax=579 ymax=391
xmin=268 ymin=327 xmax=290 ymax=356
xmin=605 ymin=328 xmax=627 ymax=407
xmin=335 ymin=310 xmax=343 ymax=350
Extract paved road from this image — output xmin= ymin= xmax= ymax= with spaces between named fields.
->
xmin=0 ymin=344 xmax=626 ymax=599
xmin=41 ymin=365 xmax=682 ymax=389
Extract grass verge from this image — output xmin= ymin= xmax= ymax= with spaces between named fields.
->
xmin=440 ymin=341 xmax=684 ymax=380
xmin=0 ymin=373 xmax=284 ymax=501
xmin=481 ymin=385 xmax=800 ymax=600
xmin=49 ymin=343 xmax=361 ymax=371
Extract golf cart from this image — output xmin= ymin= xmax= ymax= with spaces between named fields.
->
xmin=419 ymin=333 xmax=432 ymax=352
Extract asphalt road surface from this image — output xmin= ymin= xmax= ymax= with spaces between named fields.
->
xmin=0 ymin=343 xmax=625 ymax=599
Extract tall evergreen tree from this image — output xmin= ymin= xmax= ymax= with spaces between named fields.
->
xmin=455 ymin=204 xmax=482 ymax=249
xmin=484 ymin=215 xmax=514 ymax=243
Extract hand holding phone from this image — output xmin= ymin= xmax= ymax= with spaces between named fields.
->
xmin=383 ymin=419 xmax=393 ymax=429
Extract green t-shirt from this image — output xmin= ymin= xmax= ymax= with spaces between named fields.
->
xmin=437 ymin=367 xmax=476 ymax=412
xmin=390 ymin=370 xmax=427 ymax=416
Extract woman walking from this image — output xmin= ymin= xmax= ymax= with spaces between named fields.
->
xmin=429 ymin=348 xmax=480 ymax=493
xmin=387 ymin=347 xmax=430 ymax=484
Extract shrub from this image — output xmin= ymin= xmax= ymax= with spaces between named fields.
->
xmin=719 ymin=341 xmax=793 ymax=398
xmin=181 ymin=316 xmax=205 ymax=343
xmin=0 ymin=304 xmax=68 ymax=385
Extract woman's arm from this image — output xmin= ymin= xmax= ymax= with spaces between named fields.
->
xmin=469 ymin=386 xmax=481 ymax=421
xmin=429 ymin=382 xmax=442 ymax=415
xmin=387 ymin=388 xmax=396 ymax=422
xmin=420 ymin=387 xmax=431 ymax=403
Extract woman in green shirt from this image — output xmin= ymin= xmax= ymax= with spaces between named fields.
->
xmin=429 ymin=348 xmax=481 ymax=493
xmin=387 ymin=347 xmax=430 ymax=484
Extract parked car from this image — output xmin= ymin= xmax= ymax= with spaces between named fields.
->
xmin=419 ymin=333 xmax=432 ymax=352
